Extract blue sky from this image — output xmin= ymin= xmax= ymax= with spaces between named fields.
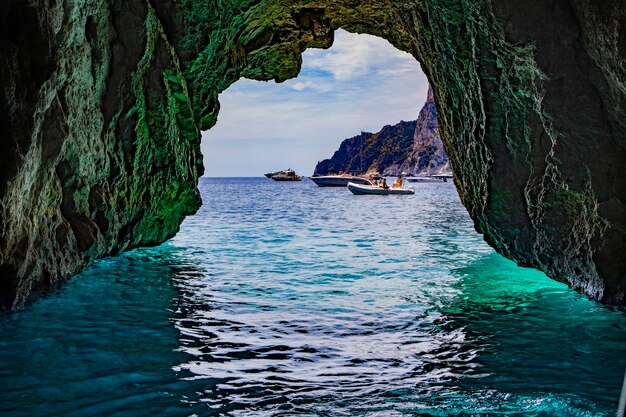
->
xmin=201 ymin=30 xmax=429 ymax=177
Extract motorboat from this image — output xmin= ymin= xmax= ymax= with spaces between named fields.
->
xmin=347 ymin=182 xmax=415 ymax=195
xmin=271 ymin=169 xmax=302 ymax=181
xmin=310 ymin=174 xmax=372 ymax=187
xmin=406 ymin=174 xmax=452 ymax=183
xmin=264 ymin=171 xmax=281 ymax=178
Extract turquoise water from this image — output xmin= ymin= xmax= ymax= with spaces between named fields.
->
xmin=1 ymin=177 xmax=625 ymax=416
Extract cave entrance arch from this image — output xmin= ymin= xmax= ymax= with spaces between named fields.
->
xmin=165 ymin=1 xmax=626 ymax=304
xmin=201 ymin=30 xmax=434 ymax=178
xmin=1 ymin=1 xmax=623 ymax=309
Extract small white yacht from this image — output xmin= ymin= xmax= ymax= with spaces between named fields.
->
xmin=270 ymin=169 xmax=302 ymax=181
xmin=310 ymin=174 xmax=372 ymax=187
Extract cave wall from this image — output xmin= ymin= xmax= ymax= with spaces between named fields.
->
xmin=0 ymin=0 xmax=203 ymax=308
xmin=0 ymin=0 xmax=624 ymax=308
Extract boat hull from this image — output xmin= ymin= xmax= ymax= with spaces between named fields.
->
xmin=271 ymin=177 xmax=302 ymax=181
xmin=311 ymin=176 xmax=371 ymax=187
xmin=406 ymin=176 xmax=449 ymax=183
xmin=347 ymin=182 xmax=415 ymax=195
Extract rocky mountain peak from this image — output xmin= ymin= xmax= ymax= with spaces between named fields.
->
xmin=314 ymin=86 xmax=450 ymax=177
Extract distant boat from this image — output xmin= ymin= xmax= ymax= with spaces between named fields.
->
xmin=406 ymin=174 xmax=452 ymax=183
xmin=270 ymin=169 xmax=302 ymax=181
xmin=311 ymin=174 xmax=372 ymax=187
xmin=347 ymin=182 xmax=415 ymax=195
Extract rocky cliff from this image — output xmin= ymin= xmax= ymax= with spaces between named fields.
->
xmin=0 ymin=0 xmax=624 ymax=308
xmin=399 ymin=86 xmax=450 ymax=176
xmin=314 ymin=86 xmax=449 ymax=177
xmin=313 ymin=120 xmax=417 ymax=176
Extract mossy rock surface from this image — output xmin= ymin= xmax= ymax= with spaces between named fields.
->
xmin=0 ymin=0 xmax=624 ymax=308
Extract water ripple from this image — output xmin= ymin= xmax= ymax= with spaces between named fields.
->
xmin=0 ymin=177 xmax=624 ymax=417
xmin=163 ymin=178 xmax=626 ymax=416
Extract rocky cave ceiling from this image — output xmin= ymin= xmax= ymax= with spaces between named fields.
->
xmin=0 ymin=0 xmax=624 ymax=309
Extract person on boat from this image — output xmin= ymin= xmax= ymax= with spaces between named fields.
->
xmin=380 ymin=178 xmax=389 ymax=189
xmin=392 ymin=175 xmax=403 ymax=189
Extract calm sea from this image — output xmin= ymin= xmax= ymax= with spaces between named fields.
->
xmin=1 ymin=177 xmax=625 ymax=416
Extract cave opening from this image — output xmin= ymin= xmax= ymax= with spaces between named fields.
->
xmin=201 ymin=29 xmax=440 ymax=178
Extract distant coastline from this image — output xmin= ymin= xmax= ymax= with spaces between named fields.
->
xmin=314 ymin=86 xmax=450 ymax=177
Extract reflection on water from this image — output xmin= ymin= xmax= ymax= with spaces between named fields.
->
xmin=0 ymin=177 xmax=624 ymax=417
xmin=449 ymin=254 xmax=626 ymax=408
xmin=0 ymin=249 xmax=208 ymax=417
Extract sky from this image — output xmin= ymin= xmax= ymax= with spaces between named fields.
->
xmin=201 ymin=29 xmax=430 ymax=177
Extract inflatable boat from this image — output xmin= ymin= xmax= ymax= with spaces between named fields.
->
xmin=347 ymin=182 xmax=415 ymax=195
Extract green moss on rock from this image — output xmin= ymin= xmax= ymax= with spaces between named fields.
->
xmin=0 ymin=0 xmax=624 ymax=308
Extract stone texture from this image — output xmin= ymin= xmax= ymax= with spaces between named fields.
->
xmin=313 ymin=120 xmax=417 ymax=176
xmin=314 ymin=86 xmax=450 ymax=176
xmin=0 ymin=1 xmax=203 ymax=308
xmin=399 ymin=86 xmax=450 ymax=176
xmin=0 ymin=0 xmax=624 ymax=308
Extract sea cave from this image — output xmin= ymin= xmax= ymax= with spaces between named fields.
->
xmin=1 ymin=1 xmax=626 ymax=416
xmin=0 ymin=0 xmax=624 ymax=309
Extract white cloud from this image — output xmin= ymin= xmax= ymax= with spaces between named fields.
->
xmin=288 ymin=80 xmax=332 ymax=93
xmin=305 ymin=30 xmax=417 ymax=81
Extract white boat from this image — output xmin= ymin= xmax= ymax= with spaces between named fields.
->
xmin=310 ymin=174 xmax=372 ymax=187
xmin=271 ymin=169 xmax=302 ymax=181
xmin=347 ymin=182 xmax=415 ymax=195
xmin=406 ymin=175 xmax=451 ymax=183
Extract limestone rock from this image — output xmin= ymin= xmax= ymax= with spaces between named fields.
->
xmin=313 ymin=121 xmax=417 ymax=176
xmin=314 ymin=86 xmax=450 ymax=177
xmin=1 ymin=0 xmax=624 ymax=308
xmin=399 ymin=86 xmax=450 ymax=176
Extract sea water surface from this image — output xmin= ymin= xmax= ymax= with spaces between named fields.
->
xmin=1 ymin=177 xmax=625 ymax=417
